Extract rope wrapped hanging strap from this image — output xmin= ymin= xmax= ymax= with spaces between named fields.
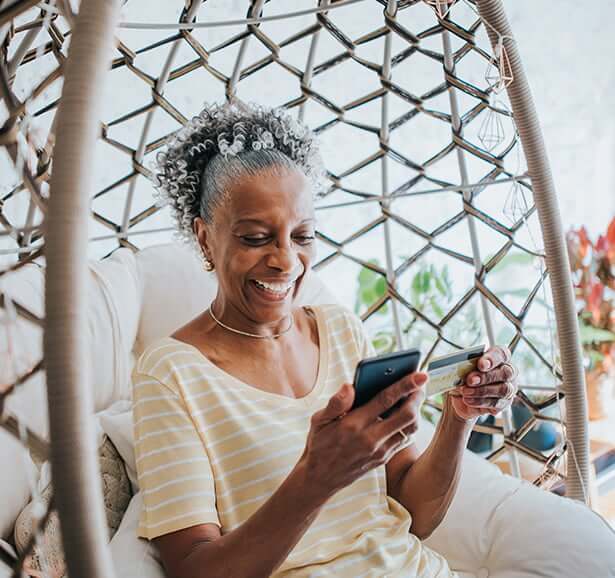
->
xmin=475 ymin=0 xmax=590 ymax=503
xmin=44 ymin=1 xmax=122 ymax=578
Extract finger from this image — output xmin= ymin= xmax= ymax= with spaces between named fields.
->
xmin=376 ymin=389 xmax=423 ymax=433
xmin=463 ymin=386 xmax=515 ymax=409
xmin=462 ymin=382 xmax=514 ymax=399
xmin=465 ymin=362 xmax=516 ymax=387
xmin=478 ymin=345 xmax=512 ymax=372
xmin=358 ymin=372 xmax=428 ymax=422
xmin=312 ymin=383 xmax=354 ymax=425
xmin=410 ymin=371 xmax=429 ymax=389
xmin=463 ymin=397 xmax=501 ymax=408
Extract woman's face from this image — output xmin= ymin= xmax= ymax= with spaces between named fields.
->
xmin=194 ymin=167 xmax=316 ymax=327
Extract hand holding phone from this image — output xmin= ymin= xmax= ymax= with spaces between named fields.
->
xmin=351 ymin=348 xmax=421 ymax=418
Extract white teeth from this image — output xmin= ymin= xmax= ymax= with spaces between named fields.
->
xmin=254 ymin=280 xmax=294 ymax=293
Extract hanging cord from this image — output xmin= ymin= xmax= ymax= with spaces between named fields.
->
xmin=508 ymin=135 xmax=589 ymax=503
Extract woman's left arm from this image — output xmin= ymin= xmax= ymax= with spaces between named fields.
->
xmin=386 ymin=345 xmax=517 ymax=540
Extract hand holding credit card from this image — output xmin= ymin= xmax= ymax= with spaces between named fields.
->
xmin=425 ymin=345 xmax=486 ymax=398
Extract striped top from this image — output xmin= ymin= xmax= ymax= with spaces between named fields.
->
xmin=132 ymin=304 xmax=454 ymax=578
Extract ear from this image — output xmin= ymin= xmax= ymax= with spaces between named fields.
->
xmin=193 ymin=217 xmax=212 ymax=260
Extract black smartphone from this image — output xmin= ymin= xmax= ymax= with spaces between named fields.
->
xmin=351 ymin=348 xmax=421 ymax=418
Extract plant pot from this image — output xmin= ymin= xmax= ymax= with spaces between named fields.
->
xmin=585 ymin=369 xmax=614 ymax=421
xmin=511 ymin=402 xmax=558 ymax=452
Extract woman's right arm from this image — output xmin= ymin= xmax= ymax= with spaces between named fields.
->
xmin=157 ymin=376 xmax=422 ymax=578
xmin=156 ymin=459 xmax=329 ymax=578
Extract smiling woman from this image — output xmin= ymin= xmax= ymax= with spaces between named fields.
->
xmin=132 ymin=101 xmax=518 ymax=578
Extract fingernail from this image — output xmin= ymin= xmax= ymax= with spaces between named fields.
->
xmin=414 ymin=372 xmax=428 ymax=386
xmin=469 ymin=376 xmax=480 ymax=385
xmin=482 ymin=359 xmax=492 ymax=370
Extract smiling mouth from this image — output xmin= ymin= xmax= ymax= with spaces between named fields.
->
xmin=250 ymin=279 xmax=296 ymax=300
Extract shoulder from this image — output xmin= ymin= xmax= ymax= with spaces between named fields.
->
xmin=132 ymin=337 xmax=198 ymax=395
xmin=310 ymin=303 xmax=365 ymax=345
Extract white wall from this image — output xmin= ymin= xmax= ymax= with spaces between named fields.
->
xmin=506 ymin=0 xmax=615 ymax=234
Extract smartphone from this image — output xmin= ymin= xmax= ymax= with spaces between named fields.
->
xmin=351 ymin=348 xmax=421 ymax=418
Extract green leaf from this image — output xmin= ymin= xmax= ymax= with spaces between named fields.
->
xmin=372 ymin=331 xmax=395 ymax=353
xmin=434 ymin=274 xmax=448 ymax=296
xmin=360 ymin=287 xmax=374 ymax=304
xmin=374 ymin=276 xmax=387 ymax=299
xmin=492 ymin=252 xmax=536 ymax=272
xmin=412 ymin=271 xmax=422 ymax=294
xmin=578 ymin=323 xmax=615 ymax=344
xmin=430 ymin=296 xmax=444 ymax=318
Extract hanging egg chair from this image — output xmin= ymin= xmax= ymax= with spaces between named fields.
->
xmin=1 ymin=1 xmax=614 ymax=577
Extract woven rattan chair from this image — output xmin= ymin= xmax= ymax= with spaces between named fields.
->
xmin=1 ymin=1 xmax=614 ymax=576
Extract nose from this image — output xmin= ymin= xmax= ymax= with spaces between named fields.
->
xmin=265 ymin=240 xmax=300 ymax=274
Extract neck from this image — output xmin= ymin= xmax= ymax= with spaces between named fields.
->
xmin=210 ymin=298 xmax=294 ymax=339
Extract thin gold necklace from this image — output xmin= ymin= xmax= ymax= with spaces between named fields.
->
xmin=209 ymin=303 xmax=294 ymax=339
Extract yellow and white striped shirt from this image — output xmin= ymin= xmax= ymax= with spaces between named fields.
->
xmin=132 ymin=303 xmax=454 ymax=577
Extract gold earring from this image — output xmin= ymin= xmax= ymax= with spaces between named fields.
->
xmin=203 ymin=258 xmax=215 ymax=272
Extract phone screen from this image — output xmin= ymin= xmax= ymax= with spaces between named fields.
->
xmin=352 ymin=348 xmax=421 ymax=418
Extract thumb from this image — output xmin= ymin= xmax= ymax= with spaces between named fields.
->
xmin=316 ymin=383 xmax=354 ymax=423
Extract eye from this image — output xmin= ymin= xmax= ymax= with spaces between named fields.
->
xmin=241 ymin=235 xmax=271 ymax=246
xmin=293 ymin=235 xmax=315 ymax=245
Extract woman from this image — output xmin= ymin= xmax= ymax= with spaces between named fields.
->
xmin=132 ymin=102 xmax=518 ymax=578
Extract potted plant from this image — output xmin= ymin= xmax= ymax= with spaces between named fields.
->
xmin=566 ymin=217 xmax=615 ymax=420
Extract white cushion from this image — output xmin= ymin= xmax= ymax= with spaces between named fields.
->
xmin=482 ymin=482 xmax=615 ymax=577
xmin=413 ymin=422 xmax=522 ymax=576
xmin=0 ymin=430 xmax=34 ymax=540
xmin=134 ymin=243 xmax=217 ymax=357
xmin=88 ymin=248 xmax=141 ymax=409
xmin=109 ymin=493 xmax=165 ymax=578
xmin=98 ymin=400 xmax=138 ymax=493
xmin=418 ymin=421 xmax=615 ymax=578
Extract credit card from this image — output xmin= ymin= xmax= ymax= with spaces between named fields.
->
xmin=425 ymin=345 xmax=486 ymax=398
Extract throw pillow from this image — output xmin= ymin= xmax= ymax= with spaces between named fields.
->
xmin=13 ymin=435 xmax=132 ymax=578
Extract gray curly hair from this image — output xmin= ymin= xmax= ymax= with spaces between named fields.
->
xmin=154 ymin=101 xmax=327 ymax=250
